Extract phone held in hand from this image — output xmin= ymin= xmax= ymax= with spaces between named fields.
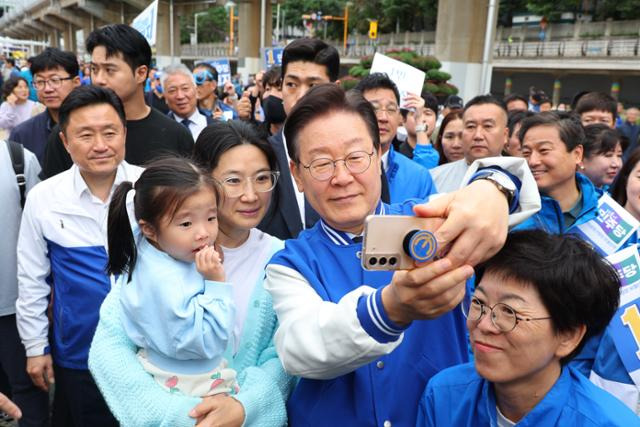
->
xmin=362 ymin=215 xmax=443 ymax=271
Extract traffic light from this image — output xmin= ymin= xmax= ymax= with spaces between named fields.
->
xmin=368 ymin=20 xmax=378 ymax=40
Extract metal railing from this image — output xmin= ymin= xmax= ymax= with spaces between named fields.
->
xmin=494 ymin=38 xmax=639 ymax=58
xmin=180 ymin=43 xmax=230 ymax=59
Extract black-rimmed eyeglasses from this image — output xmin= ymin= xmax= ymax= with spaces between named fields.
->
xmin=32 ymin=76 xmax=74 ymax=90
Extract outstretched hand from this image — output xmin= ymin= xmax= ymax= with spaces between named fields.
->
xmin=415 ymin=179 xmax=509 ymax=268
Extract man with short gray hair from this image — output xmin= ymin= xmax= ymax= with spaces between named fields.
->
xmin=161 ymin=64 xmax=212 ymax=140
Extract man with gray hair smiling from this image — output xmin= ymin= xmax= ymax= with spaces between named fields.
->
xmin=161 ymin=64 xmax=213 ymax=141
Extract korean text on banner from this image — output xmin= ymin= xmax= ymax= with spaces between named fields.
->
xmin=574 ymin=193 xmax=639 ymax=256
xmin=131 ymin=0 xmax=158 ymax=47
xmin=370 ymin=53 xmax=425 ymax=109
xmin=605 ymin=245 xmax=640 ymax=387
xmin=199 ymin=59 xmax=231 ymax=85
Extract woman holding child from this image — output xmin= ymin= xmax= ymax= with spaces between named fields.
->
xmin=89 ymin=121 xmax=293 ymax=426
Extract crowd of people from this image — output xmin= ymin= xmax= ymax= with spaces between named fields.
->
xmin=1 ymin=23 xmax=640 ymax=427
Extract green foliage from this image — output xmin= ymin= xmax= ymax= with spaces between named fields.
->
xmin=411 ymin=55 xmax=441 ymax=71
xmin=498 ymin=0 xmax=640 ymax=26
xmin=436 ymin=82 xmax=458 ymax=95
xmin=348 ymin=49 xmax=457 ymax=95
xmin=340 ymin=76 xmax=360 ymax=90
xmin=180 ymin=6 xmax=229 ymax=44
xmin=423 ymin=82 xmax=440 ymax=94
xmin=426 ymin=69 xmax=451 ymax=82
xmin=360 ymin=56 xmax=373 ymax=68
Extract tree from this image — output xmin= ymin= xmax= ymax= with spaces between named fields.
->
xmin=180 ymin=6 xmax=229 ymax=44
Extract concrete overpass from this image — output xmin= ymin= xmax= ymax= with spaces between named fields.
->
xmin=0 ymin=0 xmax=274 ymax=76
xmin=1 ymin=1 xmax=638 ymax=102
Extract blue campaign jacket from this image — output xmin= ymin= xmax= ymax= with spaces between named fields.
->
xmin=270 ymin=200 xmax=469 ymax=427
xmin=418 ymin=363 xmax=640 ymax=426
xmin=514 ymin=173 xmax=601 ymax=234
xmin=386 ymin=145 xmax=438 ymax=203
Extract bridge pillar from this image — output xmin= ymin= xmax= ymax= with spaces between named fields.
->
xmin=435 ymin=0 xmax=497 ymax=102
xmin=155 ymin=0 xmax=181 ymax=67
xmin=237 ymin=0 xmax=273 ymax=78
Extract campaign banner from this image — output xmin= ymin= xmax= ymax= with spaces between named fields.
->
xmin=131 ymin=0 xmax=158 ymax=47
xmin=262 ymin=47 xmax=284 ymax=69
xmin=199 ymin=59 xmax=231 ymax=85
xmin=370 ymin=53 xmax=425 ymax=109
xmin=606 ymin=245 xmax=640 ymax=386
xmin=574 ymin=193 xmax=639 ymax=256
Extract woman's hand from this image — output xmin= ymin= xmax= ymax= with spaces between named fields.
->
xmin=190 ymin=394 xmax=245 ymax=427
xmin=6 ymin=92 xmax=17 ymax=106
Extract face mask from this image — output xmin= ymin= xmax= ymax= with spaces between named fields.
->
xmin=262 ymin=95 xmax=286 ymax=124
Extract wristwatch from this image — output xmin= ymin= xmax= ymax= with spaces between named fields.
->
xmin=474 ymin=171 xmax=516 ymax=206
xmin=415 ymin=124 xmax=428 ymax=133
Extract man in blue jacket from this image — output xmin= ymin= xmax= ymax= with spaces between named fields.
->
xmin=16 ymin=86 xmax=142 ymax=426
xmin=265 ymin=83 xmax=540 ymax=426
xmin=355 ymin=73 xmax=438 ymax=203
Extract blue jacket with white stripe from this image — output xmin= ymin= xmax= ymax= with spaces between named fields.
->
xmin=269 ymin=200 xmax=469 ymax=426
xmin=16 ymin=162 xmax=143 ymax=370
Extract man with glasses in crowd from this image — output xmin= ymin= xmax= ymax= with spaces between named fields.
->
xmin=192 ymin=62 xmax=237 ymax=121
xmin=355 ymin=73 xmax=436 ymax=203
xmin=40 ymin=24 xmax=193 ymax=179
xmin=9 ymin=48 xmax=80 ymax=166
xmin=264 ymin=83 xmax=539 ymax=426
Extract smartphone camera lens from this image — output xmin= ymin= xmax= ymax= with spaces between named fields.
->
xmin=369 ymin=257 xmax=377 ymax=266
xmin=379 ymin=257 xmax=387 ymax=266
xmin=389 ymin=257 xmax=397 ymax=266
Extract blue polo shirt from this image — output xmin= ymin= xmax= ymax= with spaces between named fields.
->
xmin=9 ymin=110 xmax=54 ymax=166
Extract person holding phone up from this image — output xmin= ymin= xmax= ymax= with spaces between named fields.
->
xmin=264 ymin=83 xmax=540 ymax=427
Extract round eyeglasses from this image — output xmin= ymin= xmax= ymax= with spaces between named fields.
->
xmin=32 ymin=76 xmax=74 ymax=90
xmin=300 ymin=150 xmax=375 ymax=181
xmin=462 ymin=296 xmax=552 ymax=333
xmin=218 ymin=171 xmax=279 ymax=198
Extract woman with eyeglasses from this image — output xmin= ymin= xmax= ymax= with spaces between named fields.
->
xmin=89 ymin=121 xmax=294 ymax=426
xmin=419 ymin=230 xmax=638 ymax=426
xmin=0 ymin=76 xmax=44 ymax=138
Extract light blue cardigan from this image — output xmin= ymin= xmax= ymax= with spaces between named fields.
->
xmin=88 ymin=237 xmax=295 ymax=426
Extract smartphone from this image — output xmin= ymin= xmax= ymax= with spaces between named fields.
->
xmin=362 ymin=215 xmax=444 ymax=271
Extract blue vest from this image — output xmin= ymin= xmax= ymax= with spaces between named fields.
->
xmin=270 ymin=200 xmax=469 ymax=426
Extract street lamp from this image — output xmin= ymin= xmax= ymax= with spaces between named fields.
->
xmin=225 ymin=0 xmax=237 ymax=56
xmin=194 ymin=11 xmax=208 ymax=46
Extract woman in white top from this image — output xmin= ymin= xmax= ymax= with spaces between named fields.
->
xmin=0 ymin=76 xmax=44 ymax=138
xmin=89 ymin=121 xmax=293 ymax=426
